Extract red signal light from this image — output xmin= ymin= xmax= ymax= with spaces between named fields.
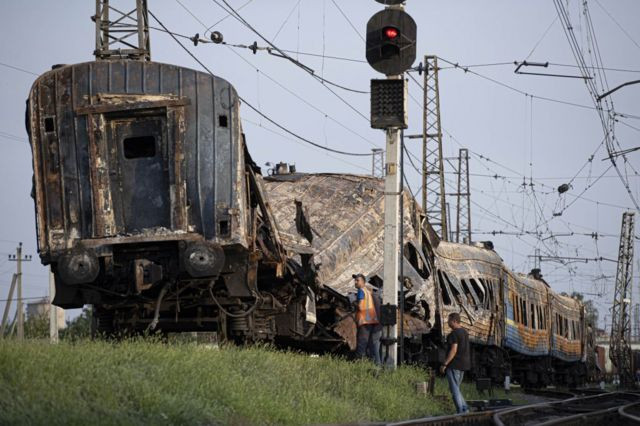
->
xmin=383 ymin=26 xmax=399 ymax=40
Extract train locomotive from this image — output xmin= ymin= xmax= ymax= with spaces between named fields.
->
xmin=27 ymin=57 xmax=593 ymax=386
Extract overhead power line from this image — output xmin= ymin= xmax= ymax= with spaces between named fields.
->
xmin=148 ymin=9 xmax=373 ymax=158
xmin=209 ymin=0 xmax=369 ymax=97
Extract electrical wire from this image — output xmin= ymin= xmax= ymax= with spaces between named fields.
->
xmin=148 ymin=9 xmax=374 ymax=158
xmin=209 ymin=0 xmax=370 ymax=96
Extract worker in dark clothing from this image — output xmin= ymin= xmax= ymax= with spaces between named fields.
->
xmin=352 ymin=273 xmax=381 ymax=365
xmin=440 ymin=312 xmax=470 ymax=414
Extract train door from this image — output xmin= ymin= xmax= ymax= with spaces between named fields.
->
xmin=107 ymin=113 xmax=171 ymax=233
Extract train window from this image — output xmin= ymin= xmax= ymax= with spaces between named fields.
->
xmin=513 ymin=295 xmax=518 ymax=322
xmin=218 ymin=115 xmax=228 ymax=128
xmin=218 ymin=219 xmax=230 ymax=237
xmin=556 ymin=314 xmax=561 ymax=336
xmin=438 ymin=271 xmax=452 ymax=306
xmin=484 ymin=280 xmax=494 ymax=310
xmin=530 ymin=303 xmax=535 ymax=329
xmin=521 ymin=300 xmax=528 ymax=327
xmin=446 ymin=275 xmax=462 ymax=305
xmin=469 ymin=278 xmax=485 ymax=306
xmin=123 ymin=136 xmax=156 ymax=159
xmin=460 ymin=279 xmax=476 ymax=308
xmin=538 ymin=307 xmax=544 ymax=330
xmin=564 ymin=318 xmax=569 ymax=338
xmin=44 ymin=117 xmax=55 ymax=133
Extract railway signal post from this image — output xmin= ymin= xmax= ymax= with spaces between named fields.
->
xmin=366 ymin=0 xmax=416 ymax=369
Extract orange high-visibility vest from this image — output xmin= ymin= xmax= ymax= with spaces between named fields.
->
xmin=356 ymin=288 xmax=379 ymax=326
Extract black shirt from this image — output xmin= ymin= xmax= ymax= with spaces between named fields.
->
xmin=446 ymin=327 xmax=471 ymax=371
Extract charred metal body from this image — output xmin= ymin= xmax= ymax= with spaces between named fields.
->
xmin=26 ymin=61 xmax=312 ymax=340
xmin=28 ymin=59 xmax=592 ymax=385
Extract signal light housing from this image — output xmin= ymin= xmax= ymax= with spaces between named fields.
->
xmin=366 ymin=9 xmax=416 ymax=75
xmin=383 ymin=26 xmax=399 ymax=40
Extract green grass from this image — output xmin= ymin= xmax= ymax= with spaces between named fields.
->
xmin=0 ymin=340 xmax=515 ymax=425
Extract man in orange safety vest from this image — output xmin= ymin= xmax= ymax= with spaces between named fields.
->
xmin=353 ymin=273 xmax=382 ymax=365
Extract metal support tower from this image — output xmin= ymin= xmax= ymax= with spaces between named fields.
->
xmin=455 ymin=148 xmax=471 ymax=243
xmin=422 ymin=55 xmax=448 ymax=240
xmin=633 ymin=303 xmax=639 ymax=342
xmin=371 ymin=148 xmax=385 ymax=178
xmin=610 ymin=211 xmax=634 ymax=386
xmin=94 ymin=0 xmax=151 ymax=61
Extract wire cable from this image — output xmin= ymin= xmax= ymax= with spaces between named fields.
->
xmin=148 ymin=9 xmax=374 ymax=158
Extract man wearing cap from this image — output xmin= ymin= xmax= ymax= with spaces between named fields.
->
xmin=352 ymin=273 xmax=381 ymax=365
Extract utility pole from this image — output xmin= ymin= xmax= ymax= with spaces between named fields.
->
xmin=366 ymin=0 xmax=416 ymax=369
xmin=455 ymin=148 xmax=471 ymax=243
xmin=0 ymin=274 xmax=18 ymax=338
xmin=94 ymin=0 xmax=150 ymax=61
xmin=421 ymin=56 xmax=448 ymax=240
xmin=610 ymin=211 xmax=634 ymax=387
xmin=49 ymin=267 xmax=59 ymax=343
xmin=8 ymin=243 xmax=32 ymax=340
xmin=371 ymin=148 xmax=385 ymax=178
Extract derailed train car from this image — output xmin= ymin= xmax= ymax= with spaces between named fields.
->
xmin=26 ymin=60 xmax=316 ymax=340
xmin=27 ymin=57 xmax=592 ymax=386
xmin=264 ymin=172 xmax=591 ymax=386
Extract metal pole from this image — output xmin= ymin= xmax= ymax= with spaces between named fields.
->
xmin=383 ymin=125 xmax=402 ymax=369
xmin=16 ymin=243 xmax=23 ymax=340
xmin=421 ymin=55 xmax=428 ymax=213
xmin=49 ymin=268 xmax=59 ymax=343
xmin=399 ymin=130 xmax=405 ymax=366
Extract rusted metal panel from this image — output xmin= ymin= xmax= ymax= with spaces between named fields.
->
xmin=28 ymin=61 xmax=249 ymax=260
xmin=434 ymin=242 xmax=504 ymax=346
xmin=550 ymin=293 xmax=583 ymax=361
xmin=265 ymin=173 xmax=424 ymax=293
xmin=264 ymin=173 xmax=431 ymax=337
xmin=503 ymin=272 xmax=551 ymax=356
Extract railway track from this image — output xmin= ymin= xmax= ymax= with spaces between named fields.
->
xmin=388 ymin=390 xmax=640 ymax=425
xmin=493 ymin=392 xmax=640 ymax=425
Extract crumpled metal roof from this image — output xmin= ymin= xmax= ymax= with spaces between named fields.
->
xmin=263 ymin=173 xmax=421 ymax=295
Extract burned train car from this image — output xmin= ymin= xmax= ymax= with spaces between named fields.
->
xmin=26 ymin=60 xmax=317 ymax=339
xmin=265 ymin=171 xmax=589 ymax=386
xmin=263 ymin=173 xmax=432 ymax=352
xmin=27 ymin=58 xmax=589 ymax=386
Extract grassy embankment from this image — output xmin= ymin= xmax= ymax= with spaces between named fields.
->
xmin=0 ymin=340 xmax=515 ymax=425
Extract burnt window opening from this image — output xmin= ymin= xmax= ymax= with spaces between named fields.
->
xmin=437 ymin=270 xmax=452 ymax=306
xmin=446 ymin=274 xmax=462 ymax=305
xmin=44 ymin=117 xmax=55 ymax=133
xmin=404 ymin=243 xmax=429 ymax=279
xmin=123 ymin=136 xmax=156 ymax=159
xmin=460 ymin=279 xmax=477 ymax=309
xmin=218 ymin=219 xmax=230 ymax=237
xmin=470 ymin=278 xmax=485 ymax=306
xmin=531 ymin=303 xmax=536 ymax=329
xmin=521 ymin=299 xmax=528 ymax=327
xmin=218 ymin=115 xmax=228 ymax=128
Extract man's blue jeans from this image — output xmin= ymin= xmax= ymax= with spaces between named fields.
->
xmin=356 ymin=324 xmax=382 ymax=366
xmin=445 ymin=368 xmax=468 ymax=414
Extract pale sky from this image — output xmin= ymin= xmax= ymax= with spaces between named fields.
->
xmin=1 ymin=0 xmax=639 ymax=330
